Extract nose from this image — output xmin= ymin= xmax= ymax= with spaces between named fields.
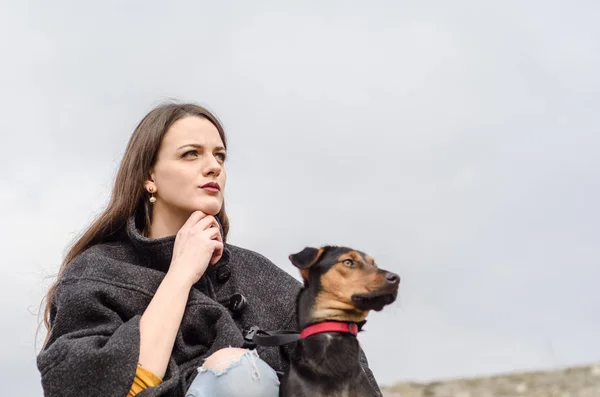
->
xmin=385 ymin=272 xmax=400 ymax=285
xmin=204 ymin=156 xmax=222 ymax=177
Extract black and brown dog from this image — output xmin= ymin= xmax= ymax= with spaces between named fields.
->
xmin=280 ymin=245 xmax=400 ymax=397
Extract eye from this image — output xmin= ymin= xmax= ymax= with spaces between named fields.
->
xmin=182 ymin=150 xmax=199 ymax=159
xmin=342 ymin=259 xmax=355 ymax=267
xmin=215 ymin=152 xmax=227 ymax=162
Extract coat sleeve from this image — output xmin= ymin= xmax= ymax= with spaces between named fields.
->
xmin=36 ymin=277 xmax=183 ymax=397
xmin=37 ymin=278 xmax=141 ymax=397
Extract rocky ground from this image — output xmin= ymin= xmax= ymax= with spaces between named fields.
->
xmin=381 ymin=362 xmax=600 ymax=397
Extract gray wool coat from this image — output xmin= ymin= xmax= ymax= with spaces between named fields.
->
xmin=37 ymin=216 xmax=382 ymax=397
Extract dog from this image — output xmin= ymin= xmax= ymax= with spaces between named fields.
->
xmin=279 ymin=245 xmax=400 ymax=397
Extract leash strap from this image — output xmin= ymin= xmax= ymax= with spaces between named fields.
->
xmin=243 ymin=321 xmax=359 ymax=348
xmin=243 ymin=326 xmax=301 ymax=348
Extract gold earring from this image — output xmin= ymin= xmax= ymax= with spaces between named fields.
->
xmin=148 ymin=187 xmax=156 ymax=203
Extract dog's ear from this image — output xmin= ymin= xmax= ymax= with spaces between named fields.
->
xmin=289 ymin=247 xmax=324 ymax=270
xmin=289 ymin=247 xmax=324 ymax=284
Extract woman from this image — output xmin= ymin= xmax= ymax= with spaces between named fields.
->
xmin=37 ymin=102 xmax=382 ymax=397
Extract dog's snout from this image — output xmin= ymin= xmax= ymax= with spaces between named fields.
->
xmin=385 ymin=272 xmax=400 ymax=285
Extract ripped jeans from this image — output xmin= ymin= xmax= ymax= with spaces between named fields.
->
xmin=185 ymin=349 xmax=280 ymax=397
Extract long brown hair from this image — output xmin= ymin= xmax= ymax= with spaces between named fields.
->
xmin=41 ymin=102 xmax=230 ymax=346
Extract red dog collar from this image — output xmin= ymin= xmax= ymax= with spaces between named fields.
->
xmin=300 ymin=321 xmax=359 ymax=339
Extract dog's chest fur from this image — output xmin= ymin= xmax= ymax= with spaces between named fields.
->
xmin=280 ymin=333 xmax=377 ymax=397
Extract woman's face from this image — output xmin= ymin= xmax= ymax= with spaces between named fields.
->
xmin=146 ymin=115 xmax=227 ymax=219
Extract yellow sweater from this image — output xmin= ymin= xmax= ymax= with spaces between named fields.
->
xmin=128 ymin=364 xmax=162 ymax=396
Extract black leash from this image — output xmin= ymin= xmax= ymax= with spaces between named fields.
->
xmin=242 ymin=325 xmax=300 ymax=381
xmin=242 ymin=325 xmax=300 ymax=349
xmin=241 ymin=323 xmax=362 ymax=382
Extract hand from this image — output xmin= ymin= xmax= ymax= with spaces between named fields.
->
xmin=168 ymin=211 xmax=224 ymax=286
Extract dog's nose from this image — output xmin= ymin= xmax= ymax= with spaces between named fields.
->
xmin=385 ymin=272 xmax=400 ymax=285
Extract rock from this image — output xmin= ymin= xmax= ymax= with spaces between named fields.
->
xmin=381 ymin=363 xmax=600 ymax=397
xmin=515 ymin=382 xmax=528 ymax=393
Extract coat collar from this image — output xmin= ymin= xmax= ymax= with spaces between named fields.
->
xmin=126 ymin=214 xmax=231 ymax=274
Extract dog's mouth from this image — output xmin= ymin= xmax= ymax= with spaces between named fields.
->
xmin=351 ymin=288 xmax=398 ymax=312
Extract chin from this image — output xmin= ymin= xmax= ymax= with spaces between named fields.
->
xmin=189 ymin=198 xmax=222 ymax=216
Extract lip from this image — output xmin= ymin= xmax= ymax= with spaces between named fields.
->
xmin=200 ymin=182 xmax=220 ymax=192
xmin=351 ymin=288 xmax=398 ymax=312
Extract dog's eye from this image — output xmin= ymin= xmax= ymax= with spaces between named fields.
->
xmin=342 ymin=259 xmax=355 ymax=267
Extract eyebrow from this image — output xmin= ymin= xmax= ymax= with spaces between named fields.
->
xmin=177 ymin=143 xmax=226 ymax=151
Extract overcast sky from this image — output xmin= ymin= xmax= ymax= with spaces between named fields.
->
xmin=1 ymin=1 xmax=599 ymax=395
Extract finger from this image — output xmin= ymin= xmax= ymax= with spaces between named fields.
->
xmin=210 ymin=241 xmax=224 ymax=265
xmin=201 ymin=225 xmax=221 ymax=240
xmin=192 ymin=215 xmax=218 ymax=232
xmin=182 ymin=210 xmax=208 ymax=229
xmin=210 ymin=225 xmax=223 ymax=243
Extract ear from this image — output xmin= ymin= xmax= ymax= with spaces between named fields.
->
xmin=288 ymin=247 xmax=323 ymax=270
xmin=144 ymin=170 xmax=156 ymax=192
